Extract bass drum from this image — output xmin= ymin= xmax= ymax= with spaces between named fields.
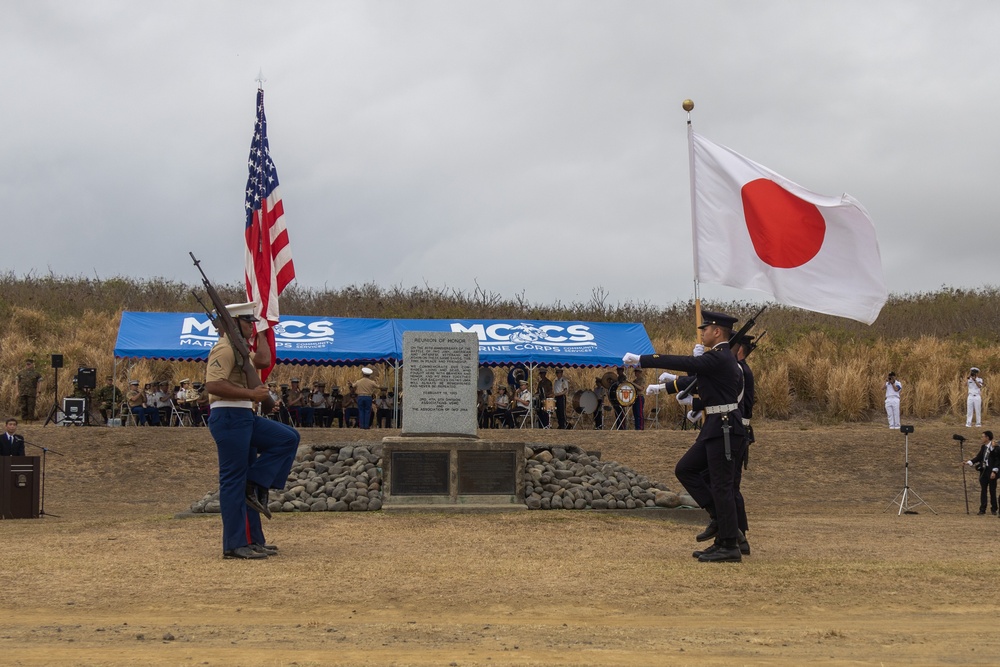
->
xmin=614 ymin=381 xmax=637 ymax=407
xmin=572 ymin=389 xmax=599 ymax=415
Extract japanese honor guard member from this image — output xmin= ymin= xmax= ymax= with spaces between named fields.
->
xmin=967 ymin=367 xmax=984 ymax=428
xmin=623 ymin=310 xmax=746 ymax=563
xmin=204 ymin=301 xmax=300 ymax=560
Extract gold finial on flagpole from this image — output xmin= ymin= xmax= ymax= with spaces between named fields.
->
xmin=682 ymin=99 xmax=694 ymax=112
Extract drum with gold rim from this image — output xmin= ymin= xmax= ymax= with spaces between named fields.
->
xmin=614 ymin=381 xmax=637 ymax=407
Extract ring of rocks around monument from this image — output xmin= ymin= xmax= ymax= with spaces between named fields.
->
xmin=186 ymin=443 xmax=698 ymax=514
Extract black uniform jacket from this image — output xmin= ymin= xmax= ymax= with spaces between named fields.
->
xmin=970 ymin=444 xmax=1000 ymax=482
xmin=639 ymin=342 xmax=745 ymax=443
xmin=1 ymin=433 xmax=25 ymax=457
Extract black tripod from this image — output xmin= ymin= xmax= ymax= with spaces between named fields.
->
xmin=884 ymin=425 xmax=936 ymax=515
xmin=22 ymin=439 xmax=62 ymax=517
xmin=43 ymin=365 xmax=62 ymax=427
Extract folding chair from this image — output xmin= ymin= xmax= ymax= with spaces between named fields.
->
xmin=169 ymin=400 xmax=193 ymax=427
xmin=119 ymin=402 xmax=138 ymax=427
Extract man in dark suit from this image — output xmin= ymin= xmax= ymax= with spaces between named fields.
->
xmin=624 ymin=310 xmax=746 ymax=563
xmin=2 ymin=419 xmax=26 ymax=456
xmin=966 ymin=430 xmax=1000 ymax=515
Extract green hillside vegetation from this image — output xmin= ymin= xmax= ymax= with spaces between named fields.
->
xmin=2 ymin=272 xmax=998 ymax=424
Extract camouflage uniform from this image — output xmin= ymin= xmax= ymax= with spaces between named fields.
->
xmin=17 ymin=363 xmax=42 ymax=421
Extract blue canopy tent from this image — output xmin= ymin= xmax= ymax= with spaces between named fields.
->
xmin=114 ymin=313 xmax=653 ymax=367
xmin=114 ymin=313 xmax=655 ymax=428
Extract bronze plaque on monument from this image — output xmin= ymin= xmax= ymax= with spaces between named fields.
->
xmin=457 ymin=450 xmax=516 ymax=495
xmin=390 ymin=451 xmax=450 ymax=495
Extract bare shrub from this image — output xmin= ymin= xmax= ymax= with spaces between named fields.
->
xmin=826 ymin=360 xmax=869 ymax=421
xmin=756 ymin=362 xmax=791 ymax=420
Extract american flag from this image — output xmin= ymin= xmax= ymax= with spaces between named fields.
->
xmin=244 ymin=87 xmax=295 ymax=379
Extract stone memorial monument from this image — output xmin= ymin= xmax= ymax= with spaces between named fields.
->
xmin=382 ymin=331 xmax=525 ymax=510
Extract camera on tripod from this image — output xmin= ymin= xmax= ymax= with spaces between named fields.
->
xmin=900 ymin=424 xmax=914 ymax=434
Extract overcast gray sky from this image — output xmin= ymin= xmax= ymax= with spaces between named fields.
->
xmin=3 ymin=1 xmax=999 ymax=314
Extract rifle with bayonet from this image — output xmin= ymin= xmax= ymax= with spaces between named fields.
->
xmin=676 ymin=305 xmax=766 ymax=402
xmin=189 ymin=252 xmax=275 ymax=414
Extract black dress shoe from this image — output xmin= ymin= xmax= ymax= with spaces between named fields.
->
xmin=250 ymin=543 xmax=278 ymax=556
xmin=739 ymin=540 xmax=751 ymax=555
xmin=693 ymin=543 xmax=720 ymax=558
xmin=978 ymin=510 xmax=987 ymax=515
xmin=246 ymin=482 xmax=273 ymax=519
xmin=223 ymin=546 xmax=267 ymax=560
xmin=696 ymin=519 xmax=718 ymax=542
xmin=698 ymin=546 xmax=742 ymax=563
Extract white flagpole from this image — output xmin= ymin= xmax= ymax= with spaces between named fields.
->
xmin=684 ymin=99 xmax=703 ymax=340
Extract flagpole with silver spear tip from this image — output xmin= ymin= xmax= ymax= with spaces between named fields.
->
xmin=684 ymin=99 xmax=703 ymax=340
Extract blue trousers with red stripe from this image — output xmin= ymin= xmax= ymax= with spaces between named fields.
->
xmin=208 ymin=407 xmax=299 ymax=552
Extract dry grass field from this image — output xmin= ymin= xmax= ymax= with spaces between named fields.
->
xmin=2 ymin=417 xmax=996 ymax=666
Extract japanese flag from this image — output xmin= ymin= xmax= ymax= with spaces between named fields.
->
xmin=691 ymin=130 xmax=887 ymax=325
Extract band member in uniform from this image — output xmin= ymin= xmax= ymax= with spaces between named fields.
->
xmin=593 ymin=376 xmax=607 ymax=430
xmin=343 ymin=389 xmax=359 ymax=427
xmin=127 ymin=380 xmax=160 ymax=425
xmin=328 ymin=386 xmax=345 ymax=427
xmin=286 ymin=378 xmax=312 ymax=427
xmin=16 ymin=359 xmax=43 ymax=422
xmin=513 ymin=379 xmax=531 ymax=426
xmin=967 ymin=367 xmax=984 ymax=428
xmin=631 ymin=369 xmax=646 ymax=430
xmin=536 ymin=369 xmax=553 ymax=428
xmin=1 ymin=419 xmax=25 ymax=456
xmin=204 ymin=301 xmax=299 ymax=560
xmin=553 ymin=369 xmax=569 ymax=429
xmin=624 ymin=310 xmax=746 ymax=563
xmin=351 ymin=367 xmax=380 ymax=429
xmin=376 ymin=390 xmax=394 ymax=428
xmin=609 ymin=369 xmax=628 ymax=430
xmin=311 ymin=382 xmax=332 ymax=427
xmin=494 ymin=386 xmax=514 ymax=428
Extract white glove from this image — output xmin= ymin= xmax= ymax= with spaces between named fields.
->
xmin=622 ymin=352 xmax=641 ymax=367
xmin=646 ymin=384 xmax=665 ymax=395
xmin=658 ymin=372 xmax=677 ymax=383
xmin=693 ymin=344 xmax=705 ymax=357
xmin=686 ymin=410 xmax=703 ymax=423
xmin=676 ymin=393 xmax=693 ymax=407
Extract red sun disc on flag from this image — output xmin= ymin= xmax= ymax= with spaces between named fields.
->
xmin=740 ymin=179 xmax=825 ymax=268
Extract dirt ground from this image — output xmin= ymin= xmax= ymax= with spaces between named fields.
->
xmin=2 ymin=418 xmax=996 ymax=666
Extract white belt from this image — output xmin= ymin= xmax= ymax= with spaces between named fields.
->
xmin=741 ymin=418 xmax=751 ymax=426
xmin=705 ymin=403 xmax=739 ymax=415
xmin=211 ymin=400 xmax=254 ymax=409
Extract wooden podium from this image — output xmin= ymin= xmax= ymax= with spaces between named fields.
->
xmin=0 ymin=456 xmax=41 ymax=519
